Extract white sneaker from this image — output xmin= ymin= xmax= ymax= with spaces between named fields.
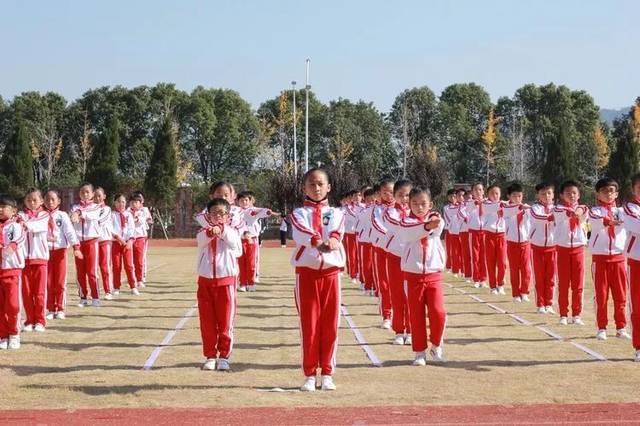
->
xmin=573 ymin=317 xmax=584 ymax=326
xmin=113 ymin=290 xmax=120 ymax=296
xmin=521 ymin=294 xmax=530 ymax=302
xmin=46 ymin=313 xmax=54 ymax=320
xmin=513 ymin=296 xmax=522 ymax=303
xmin=281 ymin=245 xmax=286 ymax=248
xmin=0 ymin=339 xmax=7 ymax=350
xmin=137 ymin=282 xmax=146 ymax=288
xmin=596 ymin=329 xmax=607 ymax=340
xmin=132 ymin=288 xmax=140 ymax=296
xmin=413 ymin=352 xmax=427 ymax=366
xmin=465 ymin=279 xmax=472 ymax=283
xmin=321 ymin=375 xmax=336 ymax=391
xmin=404 ymin=334 xmax=412 ymax=345
xmin=453 ymin=273 xmax=459 ymax=278
xmin=617 ymin=329 xmax=631 ymax=339
xmin=104 ymin=293 xmax=113 ymax=300
xmin=635 ymin=350 xmax=640 ymax=362
xmin=77 ymin=299 xmax=88 ymax=307
xmin=217 ymin=358 xmax=230 ymax=371
xmin=23 ymin=324 xmax=34 ymax=332
xmin=481 ymin=282 xmax=489 ymax=288
xmin=430 ymin=346 xmax=445 ymax=363
xmin=238 ymin=286 xmax=247 ymax=292
xmin=497 ymin=286 xmax=506 ymax=295
xmin=34 ymin=324 xmax=45 ymax=332
xmin=8 ymin=335 xmax=20 ymax=350
xmin=300 ymin=376 xmax=316 ymax=392
xmin=559 ymin=317 xmax=568 ymax=325
xmin=202 ymin=358 xmax=216 ymax=370
xmin=382 ymin=319 xmax=392 ymax=330
xmin=56 ymin=312 xmax=66 ymax=320
xmin=92 ymin=299 xmax=101 ymax=307
xmin=490 ymin=288 xmax=499 ymax=295
xmin=545 ymin=306 xmax=555 ymax=314
xmin=393 ymin=334 xmax=405 ymax=345
xmin=537 ymin=307 xmax=546 ymax=314
xmin=473 ymin=282 xmax=481 ymax=288
xmin=248 ymin=285 xmax=256 ymax=292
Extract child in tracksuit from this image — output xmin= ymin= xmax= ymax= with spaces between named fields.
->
xmin=589 ymin=177 xmax=630 ymax=341
xmin=442 ymin=189 xmax=462 ymax=277
xmin=94 ymin=187 xmax=114 ymax=299
xmin=553 ymin=180 xmax=588 ymax=326
xmin=622 ymin=173 xmax=640 ymax=361
xmin=0 ymin=195 xmax=26 ymax=350
xmin=343 ymin=191 xmax=360 ymax=283
xmin=111 ymin=194 xmax=138 ymax=295
xmin=355 ymin=188 xmax=376 ymax=295
xmin=502 ymin=183 xmax=531 ymax=303
xmin=395 ymin=187 xmax=447 ymax=366
xmin=482 ymin=185 xmax=508 ymax=295
xmin=128 ymin=193 xmax=152 ymax=289
xmin=44 ymin=190 xmax=81 ymax=320
xmin=464 ymin=183 xmax=488 ymax=288
xmin=19 ymin=189 xmax=50 ymax=331
xmin=290 ymin=168 xmax=345 ymax=392
xmin=197 ymin=198 xmax=242 ymax=372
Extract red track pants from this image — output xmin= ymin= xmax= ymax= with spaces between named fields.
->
xmin=344 ymin=233 xmax=358 ymax=279
xmin=556 ymin=246 xmax=584 ymax=317
xmin=112 ymin=242 xmax=136 ymax=290
xmin=532 ymin=245 xmax=556 ymax=308
xmin=469 ymin=230 xmax=487 ymax=283
xmin=405 ymin=272 xmax=446 ymax=352
xmin=47 ymin=248 xmax=67 ymax=313
xmin=460 ymin=231 xmax=472 ymax=279
xmin=387 ymin=254 xmax=410 ymax=334
xmin=628 ymin=259 xmax=640 ymax=350
xmin=98 ymin=241 xmax=113 ymax=295
xmin=374 ymin=247 xmax=391 ymax=320
xmin=592 ymin=258 xmax=627 ymax=330
xmin=22 ymin=263 xmax=47 ymax=326
xmin=359 ymin=242 xmax=374 ymax=291
xmin=239 ymin=238 xmax=257 ymax=286
xmin=484 ymin=232 xmax=507 ymax=288
xmin=0 ymin=274 xmax=21 ymax=338
xmin=294 ymin=267 xmax=340 ymax=377
xmin=133 ymin=237 xmax=147 ymax=283
xmin=447 ymin=233 xmax=462 ymax=275
xmin=506 ymin=241 xmax=531 ymax=297
xmin=197 ymin=278 xmax=236 ymax=359
xmin=75 ymin=239 xmax=100 ymax=300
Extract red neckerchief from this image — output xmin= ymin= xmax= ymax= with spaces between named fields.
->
xmin=561 ymin=201 xmax=579 ymax=233
xmin=115 ymin=208 xmax=127 ymax=228
xmin=410 ymin=211 xmax=429 ymax=248
xmin=598 ymin=200 xmax=617 ymax=239
xmin=79 ymin=200 xmax=92 ymax=208
xmin=381 ymin=199 xmax=394 ymax=208
xmin=630 ymin=197 xmax=640 ymax=206
xmin=476 ymin=198 xmax=484 ymax=217
xmin=395 ymin=202 xmax=408 ymax=219
xmin=23 ymin=206 xmax=43 ymax=219
xmin=45 ymin=207 xmax=59 ymax=237
xmin=304 ymin=197 xmax=329 ymax=237
xmin=539 ymin=202 xmax=553 ymax=215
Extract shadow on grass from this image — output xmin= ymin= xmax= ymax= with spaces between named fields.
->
xmin=380 ymin=358 xmax=614 ymax=372
xmin=20 ymin=383 xmax=248 ymax=395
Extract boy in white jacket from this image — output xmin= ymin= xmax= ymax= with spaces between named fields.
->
xmin=111 ymin=194 xmax=138 ymax=295
xmin=622 ymin=173 xmax=640 ymax=361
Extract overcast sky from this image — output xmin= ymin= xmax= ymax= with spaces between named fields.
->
xmin=1 ymin=0 xmax=637 ymax=112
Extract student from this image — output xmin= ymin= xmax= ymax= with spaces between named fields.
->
xmin=131 ymin=191 xmax=153 ymax=285
xmin=196 ymin=198 xmax=242 ymax=372
xmin=94 ymin=187 xmax=114 ymax=299
xmin=442 ymin=189 xmax=459 ymax=274
xmin=528 ymin=182 xmax=557 ymax=314
xmin=0 ymin=194 xmax=26 ymax=350
xmin=502 ymin=183 xmax=531 ymax=303
xmin=355 ymin=188 xmax=376 ymax=295
xmin=622 ymin=173 xmax=640 ymax=361
xmin=395 ymin=187 xmax=446 ymax=366
xmin=279 ymin=216 xmax=288 ymax=248
xmin=553 ymin=180 xmax=588 ymax=325
xmin=383 ymin=179 xmax=413 ymax=345
xmin=290 ymin=168 xmax=345 ymax=392
xmin=465 ymin=183 xmax=488 ymax=288
xmin=457 ymin=189 xmax=473 ymax=282
xmin=343 ymin=191 xmax=360 ymax=283
xmin=482 ymin=185 xmax=508 ymax=295
xmin=18 ymin=189 xmax=50 ymax=331
xmin=111 ymin=194 xmax=139 ymax=295
xmin=44 ymin=190 xmax=82 ymax=319
xmin=236 ymin=191 xmax=274 ymax=292
xmin=589 ymin=177 xmax=630 ymax=340
xmin=128 ymin=193 xmax=152 ymax=289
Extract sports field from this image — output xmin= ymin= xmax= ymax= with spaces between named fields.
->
xmin=1 ymin=243 xmax=640 ymax=424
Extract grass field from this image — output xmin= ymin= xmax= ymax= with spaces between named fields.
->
xmin=1 ymin=244 xmax=640 ymax=415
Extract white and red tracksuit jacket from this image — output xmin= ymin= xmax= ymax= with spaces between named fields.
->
xmin=355 ymin=203 xmax=374 ymax=245
xmin=502 ymin=203 xmax=531 ymax=244
xmin=371 ymin=201 xmax=394 ymax=249
xmin=241 ymin=207 xmax=272 ymax=239
xmin=0 ymin=217 xmax=26 ymax=275
xmin=196 ymin=224 xmax=242 ymax=281
xmin=482 ymin=201 xmax=506 ymax=234
xmin=111 ymin=209 xmax=135 ymax=242
xmin=394 ymin=212 xmax=446 ymax=274
xmin=589 ymin=202 xmax=627 ymax=259
xmin=18 ymin=209 xmax=50 ymax=264
xmin=71 ymin=202 xmax=104 ymax=241
xmin=344 ymin=204 xmax=359 ymax=235
xmin=623 ymin=200 xmax=640 ymax=260
xmin=128 ymin=207 xmax=152 ymax=239
xmin=45 ymin=208 xmax=79 ymax=250
xmin=464 ymin=199 xmax=486 ymax=231
xmin=195 ymin=205 xmax=245 ymax=236
xmin=443 ymin=203 xmax=462 ymax=235
xmin=553 ymin=203 xmax=588 ymax=249
xmin=383 ymin=203 xmax=410 ymax=257
xmin=95 ymin=204 xmax=114 ymax=243
xmin=527 ymin=203 xmax=556 ymax=248
xmin=289 ymin=199 xmax=345 ymax=271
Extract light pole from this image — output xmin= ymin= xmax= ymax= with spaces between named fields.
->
xmin=292 ymin=81 xmax=298 ymax=180
xmin=305 ymin=58 xmax=310 ymax=172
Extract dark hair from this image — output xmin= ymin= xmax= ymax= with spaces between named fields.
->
xmin=372 ymin=183 xmax=381 ymax=193
xmin=209 ymin=181 xmax=233 ymax=195
xmin=393 ymin=179 xmax=412 ymax=194
xmin=535 ymin=182 xmax=554 ymax=192
xmin=302 ymin=167 xmax=331 ymax=185
xmin=45 ymin=189 xmax=61 ymax=199
xmin=559 ymin=180 xmax=581 ymax=194
xmin=24 ymin=187 xmax=43 ymax=198
xmin=129 ymin=193 xmax=144 ymax=202
xmin=506 ymin=182 xmax=524 ymax=195
xmin=113 ymin=193 xmax=127 ymax=203
xmin=95 ymin=186 xmax=106 ymax=194
xmin=487 ymin=184 xmax=501 ymax=193
xmin=237 ymin=190 xmax=255 ymax=200
xmin=472 ymin=182 xmax=484 ymax=191
xmin=79 ymin=182 xmax=94 ymax=191
xmin=446 ymin=188 xmax=456 ymax=196
xmin=207 ymin=198 xmax=231 ymax=212
xmin=455 ymin=188 xmax=466 ymax=195
xmin=363 ymin=188 xmax=376 ymax=199
xmin=632 ymin=173 xmax=640 ymax=189
xmin=0 ymin=194 xmax=17 ymax=208
xmin=378 ymin=178 xmax=394 ymax=188
xmin=409 ymin=186 xmax=431 ymax=200
xmin=595 ymin=177 xmax=619 ymax=192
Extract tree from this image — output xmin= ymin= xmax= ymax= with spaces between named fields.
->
xmin=406 ymin=145 xmax=448 ymax=199
xmin=86 ymin=116 xmax=121 ymax=195
xmin=609 ymin=98 xmax=640 ymax=196
xmin=481 ymin=108 xmax=499 ymax=185
xmin=541 ymin=118 xmax=576 ymax=187
xmin=144 ymin=115 xmax=178 ymax=210
xmin=593 ymin=124 xmax=609 ymax=177
xmin=0 ymin=123 xmax=35 ymax=196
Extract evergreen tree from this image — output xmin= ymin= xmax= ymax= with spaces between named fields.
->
xmin=144 ymin=115 xmax=178 ymax=210
xmin=542 ymin=119 xmax=575 ymax=187
xmin=0 ymin=122 xmax=34 ymax=196
xmin=608 ymin=102 xmax=640 ymax=197
xmin=86 ymin=116 xmax=120 ymax=194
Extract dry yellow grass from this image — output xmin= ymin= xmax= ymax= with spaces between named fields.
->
xmin=1 ymin=246 xmax=639 ymax=410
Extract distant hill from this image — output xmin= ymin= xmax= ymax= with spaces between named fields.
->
xmin=600 ymin=107 xmax=630 ymax=125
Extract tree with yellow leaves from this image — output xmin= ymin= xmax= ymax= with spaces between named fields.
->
xmin=593 ymin=124 xmax=609 ymax=173
xmin=482 ymin=108 xmax=498 ymax=185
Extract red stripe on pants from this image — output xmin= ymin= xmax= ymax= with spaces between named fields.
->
xmin=629 ymin=259 xmax=640 ymax=350
xmin=22 ymin=263 xmax=47 ymax=326
xmin=112 ymin=242 xmax=136 ymax=290
xmin=531 ymin=245 xmax=556 ymax=308
xmin=197 ymin=280 xmax=236 ymax=359
xmin=344 ymin=233 xmax=358 ymax=279
xmin=0 ymin=275 xmax=21 ymax=337
xmin=592 ymin=258 xmax=627 ymax=330
xmin=294 ymin=268 xmax=340 ymax=377
xmin=556 ymin=246 xmax=585 ymax=317
xmin=484 ymin=232 xmax=507 ymax=288
xmin=405 ymin=272 xmax=446 ymax=352
xmin=460 ymin=232 xmax=472 ymax=278
xmin=506 ymin=241 xmax=531 ymax=297
xmin=239 ymin=238 xmax=257 ymax=285
xmin=132 ymin=237 xmax=146 ymax=283
xmin=375 ymin=248 xmax=391 ymax=320
xmin=98 ymin=241 xmax=113 ymax=294
xmin=360 ymin=242 xmax=374 ymax=290
xmin=75 ymin=239 xmax=99 ymax=300
xmin=469 ymin=230 xmax=487 ymax=283
xmin=448 ymin=234 xmax=462 ymax=274
xmin=47 ymin=248 xmax=67 ymax=312
xmin=387 ymin=254 xmax=410 ymax=334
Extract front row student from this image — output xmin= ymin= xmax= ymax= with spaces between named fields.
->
xmin=196 ymin=198 xmax=242 ymax=372
xmin=622 ymin=173 xmax=640 ymax=362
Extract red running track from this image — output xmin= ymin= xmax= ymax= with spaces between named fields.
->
xmin=2 ymin=403 xmax=640 ymax=425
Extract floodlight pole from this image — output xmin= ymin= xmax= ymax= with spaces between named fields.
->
xmin=292 ymin=81 xmax=298 ymax=179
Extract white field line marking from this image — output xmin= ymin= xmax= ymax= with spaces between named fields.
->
xmin=143 ymin=304 xmax=198 ymax=370
xmin=340 ymin=305 xmax=383 ymax=367
xmin=444 ymin=282 xmax=607 ymax=361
